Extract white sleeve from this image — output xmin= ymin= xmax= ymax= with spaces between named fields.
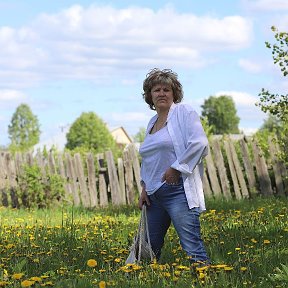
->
xmin=171 ymin=110 xmax=208 ymax=175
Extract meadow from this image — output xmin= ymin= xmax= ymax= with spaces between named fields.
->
xmin=0 ymin=197 xmax=287 ymax=288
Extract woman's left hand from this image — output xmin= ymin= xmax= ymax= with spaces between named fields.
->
xmin=162 ymin=167 xmax=180 ymax=184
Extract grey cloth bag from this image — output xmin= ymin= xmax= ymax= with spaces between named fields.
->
xmin=125 ymin=205 xmax=155 ymax=264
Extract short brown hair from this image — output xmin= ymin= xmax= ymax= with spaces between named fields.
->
xmin=142 ymin=68 xmax=184 ymax=110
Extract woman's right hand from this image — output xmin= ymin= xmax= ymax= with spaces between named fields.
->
xmin=138 ymin=187 xmax=150 ymax=210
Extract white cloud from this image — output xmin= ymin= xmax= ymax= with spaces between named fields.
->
xmin=242 ymin=0 xmax=288 ymax=11
xmin=35 ymin=131 xmax=67 ymax=151
xmin=110 ymin=112 xmax=150 ymax=122
xmin=107 ymin=111 xmax=154 ymax=136
xmin=215 ymin=91 xmax=258 ymax=106
xmin=0 ymin=5 xmax=253 ymax=88
xmin=239 ymin=127 xmax=259 ymax=135
xmin=238 ymin=58 xmax=262 ymax=73
xmin=0 ymin=89 xmax=26 ymax=101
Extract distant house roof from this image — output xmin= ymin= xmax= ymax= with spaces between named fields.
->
xmin=110 ymin=127 xmax=133 ymax=145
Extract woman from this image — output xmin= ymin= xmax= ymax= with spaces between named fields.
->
xmin=138 ymin=68 xmax=210 ymax=266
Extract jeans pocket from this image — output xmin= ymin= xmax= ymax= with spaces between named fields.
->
xmin=165 ymin=178 xmax=183 ymax=187
xmin=165 ymin=183 xmax=184 ymax=190
xmin=165 ymin=182 xmax=181 ymax=187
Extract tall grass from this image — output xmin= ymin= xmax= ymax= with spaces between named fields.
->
xmin=0 ymin=197 xmax=287 ymax=287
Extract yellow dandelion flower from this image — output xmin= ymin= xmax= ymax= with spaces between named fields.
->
xmin=196 ymin=265 xmax=209 ymax=272
xmin=211 ymin=264 xmax=227 ymax=269
xmin=263 ymin=239 xmax=270 ymax=244
xmin=121 ymin=267 xmax=132 ymax=273
xmin=40 ymin=275 xmax=49 ymax=279
xmin=99 ymin=281 xmax=106 ymax=288
xmin=132 ymin=264 xmax=142 ymax=271
xmin=149 ymin=263 xmax=159 ymax=270
xmin=0 ymin=281 xmax=9 ymax=287
xmin=224 ymin=266 xmax=233 ymax=271
xmin=21 ymin=280 xmax=35 ymax=287
xmin=43 ymin=281 xmax=54 ymax=286
xmin=176 ymin=265 xmax=190 ymax=271
xmin=172 ymin=277 xmax=179 ymax=282
xmin=198 ymin=272 xmax=206 ymax=279
xmin=240 ymin=267 xmax=248 ymax=271
xmin=6 ymin=244 xmax=14 ymax=249
xmin=87 ymin=259 xmax=97 ymax=267
xmin=30 ymin=277 xmax=42 ymax=282
xmin=174 ymin=271 xmax=181 ymax=277
xmin=12 ymin=273 xmax=24 ymax=280
xmin=114 ymin=258 xmax=121 ymax=263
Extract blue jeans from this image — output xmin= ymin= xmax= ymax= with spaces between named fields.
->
xmin=147 ymin=180 xmax=210 ymax=263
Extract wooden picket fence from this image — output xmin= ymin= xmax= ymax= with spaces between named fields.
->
xmin=0 ymin=137 xmax=287 ymax=208
xmin=203 ymin=137 xmax=287 ymax=199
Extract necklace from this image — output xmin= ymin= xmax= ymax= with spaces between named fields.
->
xmin=154 ymin=117 xmax=167 ymax=132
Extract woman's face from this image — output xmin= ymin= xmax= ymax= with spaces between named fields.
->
xmin=151 ymin=84 xmax=174 ymax=111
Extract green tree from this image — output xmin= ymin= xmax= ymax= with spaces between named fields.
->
xmin=8 ymin=103 xmax=40 ymax=151
xmin=254 ymin=114 xmax=282 ymax=159
xmin=260 ymin=114 xmax=282 ymax=133
xmin=134 ymin=127 xmax=146 ymax=143
xmin=65 ymin=112 xmax=118 ymax=154
xmin=201 ymin=95 xmax=240 ymax=134
xmin=257 ymin=26 xmax=288 ymax=163
xmin=200 ymin=116 xmax=213 ymax=140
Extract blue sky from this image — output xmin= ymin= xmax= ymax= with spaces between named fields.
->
xmin=0 ymin=0 xmax=287 ymax=149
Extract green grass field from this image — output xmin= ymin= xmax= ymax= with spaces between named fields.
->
xmin=0 ymin=197 xmax=287 ymax=287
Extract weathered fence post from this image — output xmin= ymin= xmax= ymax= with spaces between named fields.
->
xmin=228 ymin=140 xmax=249 ymax=198
xmin=65 ymin=153 xmax=81 ymax=206
xmin=48 ymin=151 xmax=57 ymax=174
xmin=105 ymin=150 xmax=123 ymax=205
xmin=269 ymin=138 xmax=285 ymax=196
xmin=239 ymin=138 xmax=257 ymax=196
xmin=117 ymin=157 xmax=126 ymax=204
xmin=0 ymin=153 xmax=5 ymax=206
xmin=86 ymin=153 xmax=98 ymax=207
xmin=130 ymin=144 xmax=142 ymax=196
xmin=205 ymin=147 xmax=222 ymax=197
xmin=252 ymin=140 xmax=273 ymax=196
xmin=74 ymin=153 xmax=90 ymax=207
xmin=97 ymin=153 xmax=108 ymax=207
xmin=123 ymin=145 xmax=135 ymax=204
xmin=210 ymin=139 xmax=231 ymax=199
xmin=203 ymin=169 xmax=213 ymax=198
xmin=14 ymin=152 xmax=24 ymax=207
xmin=223 ymin=140 xmax=242 ymax=199
xmin=4 ymin=153 xmax=19 ymax=207
xmin=58 ymin=153 xmax=73 ymax=204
